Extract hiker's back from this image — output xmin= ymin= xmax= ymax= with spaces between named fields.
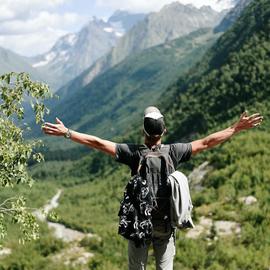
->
xmin=140 ymin=145 xmax=174 ymax=232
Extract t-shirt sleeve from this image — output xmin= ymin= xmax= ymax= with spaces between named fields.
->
xmin=170 ymin=143 xmax=192 ymax=167
xmin=115 ymin=143 xmax=138 ymax=167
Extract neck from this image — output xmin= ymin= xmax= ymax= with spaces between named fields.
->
xmin=144 ymin=136 xmax=162 ymax=148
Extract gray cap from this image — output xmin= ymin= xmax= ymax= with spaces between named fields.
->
xmin=143 ymin=106 xmax=165 ymax=137
xmin=144 ymin=106 xmax=164 ymax=120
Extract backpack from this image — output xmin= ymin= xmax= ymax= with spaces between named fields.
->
xmin=118 ymin=145 xmax=175 ymax=247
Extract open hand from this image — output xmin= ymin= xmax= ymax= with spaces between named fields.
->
xmin=42 ymin=118 xmax=68 ymax=136
xmin=234 ymin=112 xmax=263 ymax=132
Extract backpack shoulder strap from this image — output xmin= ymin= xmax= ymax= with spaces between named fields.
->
xmin=136 ymin=146 xmax=150 ymax=174
xmin=159 ymin=144 xmax=175 ymax=173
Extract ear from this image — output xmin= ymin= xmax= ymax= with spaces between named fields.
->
xmin=161 ymin=128 xmax=167 ymax=136
xmin=142 ymin=128 xmax=145 ymax=136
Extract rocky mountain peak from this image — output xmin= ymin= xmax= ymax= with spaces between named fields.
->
xmin=108 ymin=9 xmax=146 ymax=32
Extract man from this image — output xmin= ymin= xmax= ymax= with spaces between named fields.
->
xmin=42 ymin=107 xmax=263 ymax=270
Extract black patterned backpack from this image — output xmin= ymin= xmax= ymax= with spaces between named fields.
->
xmin=118 ymin=145 xmax=175 ymax=247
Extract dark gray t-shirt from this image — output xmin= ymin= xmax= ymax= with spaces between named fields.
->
xmin=115 ymin=143 xmax=192 ymax=175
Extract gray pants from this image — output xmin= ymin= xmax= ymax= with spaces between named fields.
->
xmin=128 ymin=229 xmax=175 ymax=270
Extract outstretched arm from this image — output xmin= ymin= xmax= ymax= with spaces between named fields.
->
xmin=42 ymin=118 xmax=116 ymax=156
xmin=191 ymin=112 xmax=263 ymax=155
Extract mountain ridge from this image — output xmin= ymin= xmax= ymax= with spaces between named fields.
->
xmin=0 ymin=46 xmax=44 ymax=81
xmin=163 ymin=0 xmax=270 ymax=141
xmin=26 ymin=18 xmax=120 ymax=91
xmin=215 ymin=0 xmax=253 ymax=32
xmin=51 ymin=2 xmax=225 ymax=113
xmin=38 ymin=29 xmax=219 ymax=146
xmin=83 ymin=2 xmax=224 ymax=86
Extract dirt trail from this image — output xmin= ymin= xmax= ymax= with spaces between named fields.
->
xmin=34 ymin=189 xmax=94 ymax=242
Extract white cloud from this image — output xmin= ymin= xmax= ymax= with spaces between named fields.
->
xmin=0 ymin=0 xmax=88 ymax=56
xmin=0 ymin=5 xmax=15 ymax=21
xmin=0 ymin=12 xmax=84 ymax=35
xmin=0 ymin=0 xmax=69 ymax=20
xmin=0 ymin=0 xmax=234 ymax=56
xmin=0 ymin=29 xmax=67 ymax=57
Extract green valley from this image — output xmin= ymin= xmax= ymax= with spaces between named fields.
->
xmin=39 ymin=28 xmax=218 ymax=151
xmin=1 ymin=0 xmax=270 ymax=269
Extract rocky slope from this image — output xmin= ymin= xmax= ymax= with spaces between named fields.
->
xmin=0 ymin=46 xmax=43 ymax=81
xmin=58 ymin=3 xmax=225 ymax=97
xmin=215 ymin=0 xmax=253 ymax=32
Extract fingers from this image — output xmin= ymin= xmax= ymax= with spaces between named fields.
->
xmin=42 ymin=118 xmax=66 ymax=136
xmin=56 ymin=117 xmax=63 ymax=125
xmin=44 ymin=122 xmax=58 ymax=128
xmin=249 ymin=115 xmax=263 ymax=128
xmin=249 ymin=113 xmax=261 ymax=119
xmin=253 ymin=122 xmax=262 ymax=127
xmin=240 ymin=111 xmax=263 ymax=124
xmin=240 ymin=111 xmax=248 ymax=119
xmin=251 ymin=116 xmax=263 ymax=122
xmin=236 ymin=111 xmax=263 ymax=131
xmin=252 ymin=117 xmax=263 ymax=126
xmin=42 ymin=126 xmax=62 ymax=136
xmin=42 ymin=117 xmax=63 ymax=128
xmin=42 ymin=126 xmax=58 ymax=133
xmin=249 ymin=114 xmax=263 ymax=123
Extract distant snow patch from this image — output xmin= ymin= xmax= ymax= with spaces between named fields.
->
xmin=66 ymin=34 xmax=77 ymax=46
xmin=110 ymin=21 xmax=125 ymax=34
xmin=115 ymin=32 xmax=124 ymax=37
xmin=104 ymin=27 xmax=114 ymax=33
xmin=32 ymin=52 xmax=56 ymax=68
xmin=104 ymin=26 xmax=124 ymax=37
xmin=59 ymin=50 xmax=70 ymax=62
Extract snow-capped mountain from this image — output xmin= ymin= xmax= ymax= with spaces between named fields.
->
xmin=28 ymin=12 xmax=146 ymax=91
xmin=32 ymin=33 xmax=78 ymax=69
xmin=71 ymin=2 xmax=225 ymax=90
xmin=27 ymin=18 xmax=118 ymax=91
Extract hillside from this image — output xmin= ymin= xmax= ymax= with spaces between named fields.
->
xmin=0 ymin=46 xmax=43 ymax=81
xmin=26 ymin=12 xmax=147 ymax=92
xmin=108 ymin=10 xmax=146 ymax=32
xmin=164 ymin=0 xmax=270 ymax=141
xmin=1 ymin=0 xmax=269 ymax=269
xmin=48 ymin=0 xmax=270 ymax=268
xmin=44 ymin=29 xmax=219 ymax=142
xmin=56 ymin=3 xmax=224 ymax=99
xmin=26 ymin=18 xmax=120 ymax=91
xmin=215 ymin=0 xmax=253 ymax=32
xmin=28 ymin=28 xmax=218 ymax=152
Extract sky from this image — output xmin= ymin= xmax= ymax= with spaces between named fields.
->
xmin=0 ymin=0 xmax=234 ymax=57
